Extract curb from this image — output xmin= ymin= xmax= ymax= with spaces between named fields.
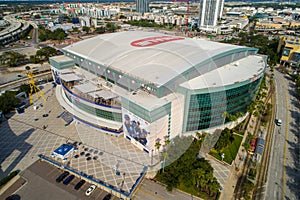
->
xmin=0 ymin=174 xmax=21 ymax=195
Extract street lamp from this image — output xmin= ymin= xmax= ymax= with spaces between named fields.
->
xmin=221 ymin=153 xmax=225 ymax=163
xmin=151 ymin=149 xmax=154 ymax=166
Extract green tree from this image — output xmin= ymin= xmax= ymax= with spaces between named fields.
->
xmin=247 ymin=134 xmax=254 ymax=141
xmin=95 ymin=26 xmax=106 ymax=34
xmin=162 ymin=138 xmax=170 ymax=173
xmin=0 ymin=51 xmax=28 ymax=67
xmin=214 ymin=128 xmax=234 ymax=151
xmin=242 ymin=142 xmax=250 ymax=152
xmin=29 ymin=55 xmax=40 ymax=64
xmin=34 ymin=14 xmax=41 ymax=19
xmin=155 ymin=141 xmax=161 ymax=152
xmin=18 ymin=84 xmax=31 ymax=95
xmin=82 ymin=26 xmax=90 ymax=34
xmin=0 ymin=91 xmax=20 ymax=113
xmin=36 ymin=47 xmax=58 ymax=61
xmin=25 ymin=66 xmax=31 ymax=71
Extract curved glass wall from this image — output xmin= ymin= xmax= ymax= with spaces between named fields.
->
xmin=185 ymin=77 xmax=262 ymax=132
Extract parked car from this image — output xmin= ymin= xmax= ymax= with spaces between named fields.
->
xmin=103 ymin=194 xmax=112 ymax=200
xmin=74 ymin=180 xmax=85 ymax=190
xmin=56 ymin=171 xmax=69 ymax=183
xmin=275 ymin=119 xmax=282 ymax=126
xmin=85 ymin=185 xmax=96 ymax=196
xmin=63 ymin=175 xmax=75 ymax=185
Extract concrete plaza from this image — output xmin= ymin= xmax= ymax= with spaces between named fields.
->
xmin=0 ymin=82 xmax=156 ymax=197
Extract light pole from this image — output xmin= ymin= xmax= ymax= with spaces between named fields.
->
xmin=221 ymin=153 xmax=225 ymax=163
xmin=151 ymin=149 xmax=154 ymax=166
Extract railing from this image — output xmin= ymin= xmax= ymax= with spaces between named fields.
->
xmin=73 ymin=115 xmax=123 ymax=134
xmin=61 ymin=82 xmax=122 ymax=110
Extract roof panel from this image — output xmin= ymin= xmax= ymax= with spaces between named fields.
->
xmin=60 ymin=73 xmax=82 ymax=82
xmin=64 ymin=31 xmax=248 ymax=86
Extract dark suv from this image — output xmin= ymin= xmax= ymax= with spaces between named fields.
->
xmin=63 ymin=175 xmax=75 ymax=185
xmin=74 ymin=180 xmax=86 ymax=190
xmin=103 ymin=194 xmax=112 ymax=200
xmin=56 ymin=171 xmax=69 ymax=183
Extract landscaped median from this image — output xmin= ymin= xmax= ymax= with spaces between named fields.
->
xmin=0 ymin=170 xmax=20 ymax=189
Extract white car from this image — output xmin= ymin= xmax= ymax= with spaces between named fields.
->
xmin=276 ymin=119 xmax=282 ymax=126
xmin=85 ymin=185 xmax=96 ymax=196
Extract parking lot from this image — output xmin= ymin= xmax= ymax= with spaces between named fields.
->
xmin=5 ymin=160 xmax=119 ymax=200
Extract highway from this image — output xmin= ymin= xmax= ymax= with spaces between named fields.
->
xmin=0 ymin=72 xmax=52 ymax=92
xmin=265 ymin=69 xmax=300 ymax=200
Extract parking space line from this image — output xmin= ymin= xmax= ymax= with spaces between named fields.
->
xmin=46 ymin=167 xmax=57 ymax=177
xmin=95 ymin=189 xmax=103 ymax=199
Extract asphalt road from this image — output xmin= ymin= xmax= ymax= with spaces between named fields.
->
xmin=32 ymin=27 xmax=38 ymax=44
xmin=265 ymin=70 xmax=299 ymax=200
xmin=0 ymin=71 xmax=52 ymax=91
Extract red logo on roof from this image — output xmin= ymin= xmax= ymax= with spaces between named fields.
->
xmin=131 ymin=36 xmax=184 ymax=47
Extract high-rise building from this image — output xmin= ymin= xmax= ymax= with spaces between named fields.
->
xmin=199 ymin=0 xmax=224 ymax=27
xmin=136 ymin=0 xmax=149 ymax=14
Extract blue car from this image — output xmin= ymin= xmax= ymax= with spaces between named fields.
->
xmin=63 ymin=175 xmax=75 ymax=185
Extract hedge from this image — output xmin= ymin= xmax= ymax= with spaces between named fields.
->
xmin=0 ymin=171 xmax=19 ymax=187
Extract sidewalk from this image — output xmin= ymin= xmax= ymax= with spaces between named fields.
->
xmin=219 ymin=114 xmax=258 ymax=200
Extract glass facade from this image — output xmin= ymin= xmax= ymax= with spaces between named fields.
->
xmin=136 ymin=0 xmax=149 ymax=14
xmin=199 ymin=0 xmax=224 ymax=26
xmin=185 ymin=77 xmax=262 ymax=132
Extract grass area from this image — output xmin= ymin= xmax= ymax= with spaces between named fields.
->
xmin=210 ymin=134 xmax=243 ymax=164
xmin=177 ymin=183 xmax=215 ymax=200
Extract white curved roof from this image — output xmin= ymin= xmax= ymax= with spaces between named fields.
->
xmin=64 ymin=31 xmax=252 ymax=86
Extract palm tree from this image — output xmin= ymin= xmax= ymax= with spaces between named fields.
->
xmin=247 ymin=103 xmax=256 ymax=114
xmin=242 ymin=142 xmax=250 ymax=152
xmin=25 ymin=65 xmax=31 ymax=71
xmin=192 ymin=168 xmax=206 ymax=190
xmin=162 ymin=138 xmax=170 ymax=173
xmin=208 ymin=178 xmax=220 ymax=197
xmin=155 ymin=141 xmax=161 ymax=153
xmin=196 ymin=132 xmax=202 ymax=140
xmin=247 ymin=134 xmax=254 ymax=141
xmin=236 ymin=112 xmax=244 ymax=118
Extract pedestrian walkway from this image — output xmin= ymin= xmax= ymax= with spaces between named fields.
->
xmin=219 ymin=114 xmax=259 ymax=200
xmin=207 ymin=155 xmax=231 ymax=189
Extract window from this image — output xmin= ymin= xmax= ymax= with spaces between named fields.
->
xmin=283 ymin=48 xmax=291 ymax=57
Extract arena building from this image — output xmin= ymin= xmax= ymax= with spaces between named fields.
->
xmin=50 ymin=31 xmax=266 ymax=154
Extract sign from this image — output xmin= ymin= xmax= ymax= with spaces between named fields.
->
xmin=122 ymin=108 xmax=150 ymax=150
xmin=131 ymin=36 xmax=184 ymax=47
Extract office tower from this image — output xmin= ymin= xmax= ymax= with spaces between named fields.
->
xmin=136 ymin=0 xmax=149 ymax=14
xmin=199 ymin=0 xmax=225 ymax=27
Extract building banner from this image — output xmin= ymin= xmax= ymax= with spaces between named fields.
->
xmin=122 ymin=108 xmax=150 ymax=150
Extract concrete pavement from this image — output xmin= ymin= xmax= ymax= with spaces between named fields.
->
xmin=133 ymin=179 xmax=202 ymax=200
xmin=219 ymin=115 xmax=256 ymax=200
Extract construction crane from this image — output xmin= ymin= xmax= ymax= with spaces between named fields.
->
xmin=171 ymin=0 xmax=190 ymax=33
xmin=27 ymin=71 xmax=46 ymax=105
